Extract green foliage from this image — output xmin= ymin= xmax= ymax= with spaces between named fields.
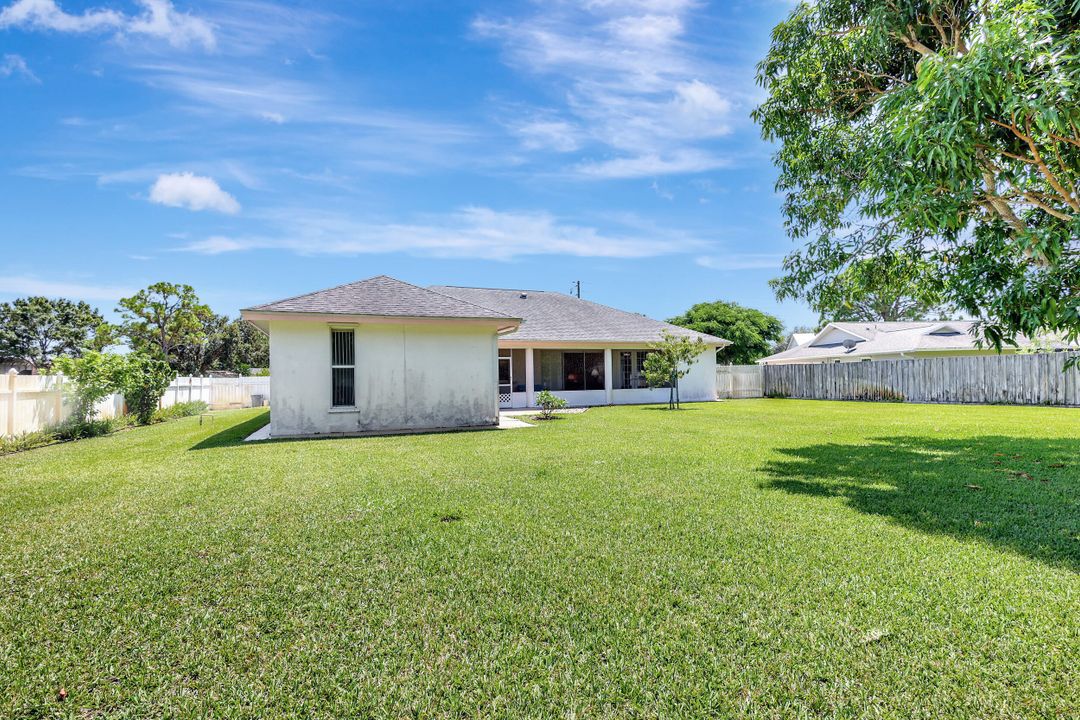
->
xmin=117 ymin=282 xmax=213 ymax=371
xmin=153 ymin=401 xmax=209 ymax=423
xmin=534 ymin=390 xmax=568 ymax=420
xmin=777 ymin=252 xmax=949 ymax=324
xmin=643 ymin=331 xmax=709 ymax=409
xmin=119 ymin=354 xmax=175 ymax=425
xmin=56 ymin=351 xmax=176 ymax=425
xmin=0 ymin=296 xmax=106 ymax=369
xmin=754 ymin=0 xmax=1080 ymax=349
xmin=207 ymin=317 xmax=269 ymax=376
xmin=54 ymin=351 xmax=128 ymax=422
xmin=0 ymin=429 xmax=57 ymax=455
xmin=668 ymin=301 xmax=784 ymax=364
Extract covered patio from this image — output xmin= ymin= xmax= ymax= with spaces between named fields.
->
xmin=497 ymin=343 xmax=683 ymax=408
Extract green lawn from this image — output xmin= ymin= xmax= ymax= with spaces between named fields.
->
xmin=1 ymin=401 xmax=1077 ymax=718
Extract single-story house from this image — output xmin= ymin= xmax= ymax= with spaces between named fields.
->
xmin=758 ymin=321 xmax=1075 ymax=365
xmin=241 ymin=275 xmax=727 ymax=437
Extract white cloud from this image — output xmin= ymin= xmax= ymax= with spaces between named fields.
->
xmin=473 ymin=0 xmax=735 ymax=176
xmin=0 ymin=53 xmax=38 ymax=82
xmin=177 ymin=206 xmax=709 ymax=260
xmin=0 ymin=0 xmax=215 ymax=50
xmin=148 ymin=172 xmax=240 ymax=214
xmin=575 ymin=150 xmax=729 ymax=179
xmin=514 ymin=119 xmax=581 ymax=152
xmin=0 ymin=275 xmax=133 ymax=301
xmin=695 ymin=254 xmax=785 ymax=271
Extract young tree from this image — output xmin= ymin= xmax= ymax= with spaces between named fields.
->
xmin=642 ymin=331 xmax=709 ymax=409
xmin=54 ymin=351 xmax=128 ymax=422
xmin=0 ymin=297 xmax=106 ymax=369
xmin=754 ymin=0 xmax=1080 ymax=350
xmin=119 ymin=354 xmax=175 ymax=425
xmin=117 ymin=283 xmax=212 ymax=370
xmin=668 ymin=301 xmax=784 ymax=364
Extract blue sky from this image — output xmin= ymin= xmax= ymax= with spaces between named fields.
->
xmin=0 ymin=0 xmax=814 ymax=328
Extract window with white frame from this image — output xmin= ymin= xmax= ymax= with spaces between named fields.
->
xmin=330 ymin=328 xmax=355 ymax=407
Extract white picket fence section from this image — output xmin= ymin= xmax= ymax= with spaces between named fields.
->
xmin=715 ymin=365 xmax=764 ymax=399
xmin=2 ymin=371 xmax=272 ymax=437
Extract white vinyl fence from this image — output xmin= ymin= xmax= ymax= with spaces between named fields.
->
xmin=2 ymin=371 xmax=272 ymax=437
xmin=715 ymin=365 xmax=764 ymax=399
xmin=210 ymin=376 xmax=271 ymax=409
xmin=763 ymin=352 xmax=1080 ymax=406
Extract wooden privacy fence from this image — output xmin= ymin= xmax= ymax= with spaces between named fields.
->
xmin=716 ymin=365 xmax=764 ymax=399
xmin=2 ymin=372 xmax=273 ymax=437
xmin=763 ymin=353 xmax=1080 ymax=406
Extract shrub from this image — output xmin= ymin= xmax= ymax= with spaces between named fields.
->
xmin=119 ymin=354 xmax=175 ymax=425
xmin=153 ymin=401 xmax=209 ymax=423
xmin=54 ymin=351 xmax=127 ymax=422
xmin=0 ymin=430 xmax=57 ymax=456
xmin=535 ymin=390 xmax=568 ymax=420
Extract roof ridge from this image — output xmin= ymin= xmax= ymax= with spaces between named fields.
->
xmin=430 ymin=284 xmax=560 ymax=294
xmin=242 ymin=275 xmax=389 ymax=311
xmin=424 ymin=285 xmax=520 ymax=317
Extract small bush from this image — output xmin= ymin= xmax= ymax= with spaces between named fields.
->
xmin=0 ymin=430 xmax=57 ymax=456
xmin=535 ymin=390 xmax=568 ymax=420
xmin=121 ymin=355 xmax=175 ymax=425
xmin=153 ymin=401 xmax=209 ymax=423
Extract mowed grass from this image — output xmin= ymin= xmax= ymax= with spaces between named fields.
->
xmin=0 ymin=401 xmax=1077 ymax=719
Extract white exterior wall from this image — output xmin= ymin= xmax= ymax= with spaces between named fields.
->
xmin=269 ymin=319 xmax=499 ymax=436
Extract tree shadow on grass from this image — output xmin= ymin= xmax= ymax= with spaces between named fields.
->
xmin=189 ymin=411 xmax=271 ymax=450
xmin=760 ymin=436 xmax=1079 ymax=572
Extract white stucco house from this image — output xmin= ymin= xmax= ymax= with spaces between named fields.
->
xmin=758 ymin=321 xmax=1076 ymax=365
xmin=241 ymin=275 xmax=728 ymax=437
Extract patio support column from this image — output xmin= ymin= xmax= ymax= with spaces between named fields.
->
xmin=525 ymin=347 xmax=535 ymax=407
xmin=603 ymin=349 xmax=613 ymax=405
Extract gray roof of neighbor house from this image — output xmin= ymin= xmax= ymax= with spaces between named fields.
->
xmin=759 ymin=321 xmax=1074 ymax=364
xmin=430 ymin=286 xmax=729 ymax=345
xmin=243 ymin=275 xmax=519 ymax=321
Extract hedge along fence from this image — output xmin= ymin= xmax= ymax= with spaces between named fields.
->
xmin=763 ymin=352 xmax=1080 ymax=406
xmin=1 ymin=372 xmax=268 ymax=438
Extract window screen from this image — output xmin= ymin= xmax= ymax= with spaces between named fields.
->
xmin=331 ymin=329 xmax=355 ymax=407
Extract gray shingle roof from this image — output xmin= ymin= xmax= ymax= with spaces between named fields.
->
xmin=430 ymin=286 xmax=728 ymax=345
xmin=759 ymin=321 xmax=1074 ymax=364
xmin=245 ymin=275 xmax=518 ymax=320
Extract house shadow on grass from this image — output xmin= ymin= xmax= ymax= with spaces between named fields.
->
xmin=760 ymin=436 xmax=1079 ymax=572
xmin=190 ymin=411 xmax=271 ymax=450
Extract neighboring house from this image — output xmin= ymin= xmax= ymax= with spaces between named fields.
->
xmin=0 ymin=359 xmax=36 ymax=375
xmin=784 ymin=332 xmax=815 ymax=351
xmin=241 ymin=275 xmax=727 ymax=437
xmin=758 ymin=321 xmax=1075 ymax=365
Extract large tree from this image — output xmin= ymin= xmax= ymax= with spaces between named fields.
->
xmin=776 ymin=252 xmax=948 ymax=323
xmin=754 ymin=0 xmax=1080 ymax=349
xmin=0 ymin=296 xmax=106 ymax=369
xmin=668 ymin=301 xmax=785 ymax=364
xmin=172 ymin=315 xmax=270 ymax=376
xmin=117 ymin=282 xmax=213 ymax=371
